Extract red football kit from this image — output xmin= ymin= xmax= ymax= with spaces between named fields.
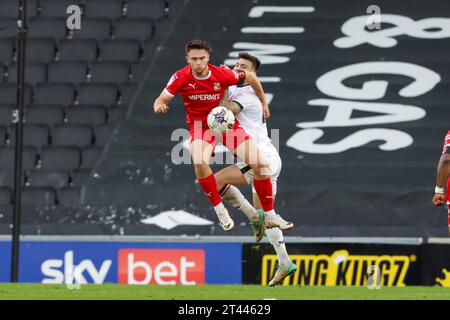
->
xmin=443 ymin=130 xmax=450 ymax=226
xmin=164 ymin=64 xmax=250 ymax=150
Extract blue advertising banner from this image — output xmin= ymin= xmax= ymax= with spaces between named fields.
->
xmin=0 ymin=241 xmax=242 ymax=284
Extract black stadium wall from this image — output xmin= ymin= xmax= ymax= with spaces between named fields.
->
xmin=52 ymin=0 xmax=450 ymax=236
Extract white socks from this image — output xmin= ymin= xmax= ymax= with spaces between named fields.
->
xmin=221 ymin=185 xmax=258 ymax=221
xmin=213 ymin=202 xmax=226 ymax=215
xmin=265 ymin=227 xmax=291 ymax=267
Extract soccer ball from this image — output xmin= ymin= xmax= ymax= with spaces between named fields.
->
xmin=207 ymin=106 xmax=235 ymax=134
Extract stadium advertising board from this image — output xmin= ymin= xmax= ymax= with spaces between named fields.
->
xmin=243 ymin=243 xmax=450 ymax=287
xmin=0 ymin=241 xmax=241 ymax=284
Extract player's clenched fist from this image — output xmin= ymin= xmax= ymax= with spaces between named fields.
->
xmin=154 ymin=104 xmax=169 ymax=114
xmin=432 ymin=193 xmax=446 ymax=206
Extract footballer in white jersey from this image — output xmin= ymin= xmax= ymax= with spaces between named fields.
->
xmin=214 ymin=52 xmax=296 ymax=286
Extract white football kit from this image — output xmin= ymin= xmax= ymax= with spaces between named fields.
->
xmin=228 ymin=84 xmax=282 ymax=194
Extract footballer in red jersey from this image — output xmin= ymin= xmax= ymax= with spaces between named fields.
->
xmin=432 ymin=130 xmax=450 ymax=234
xmin=153 ymin=39 xmax=291 ymax=233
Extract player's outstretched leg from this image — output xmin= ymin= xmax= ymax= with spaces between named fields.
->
xmin=191 ymin=139 xmax=234 ymax=231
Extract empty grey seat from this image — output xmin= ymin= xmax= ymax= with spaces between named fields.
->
xmin=0 ymin=125 xmax=5 ymax=145
xmin=21 ymin=186 xmax=56 ymax=205
xmin=0 ymin=39 xmax=13 ymax=63
xmin=94 ymin=124 xmax=113 ymax=145
xmin=7 ymin=63 xmax=47 ymax=86
xmin=52 ymin=124 xmax=93 ymax=148
xmin=0 ymin=146 xmax=37 ymax=170
xmin=70 ymin=168 xmax=91 ymax=186
xmin=40 ymin=0 xmax=80 ymax=18
xmin=90 ymin=61 xmax=130 ymax=84
xmin=27 ymin=170 xmax=69 ymax=189
xmin=99 ymin=39 xmax=140 ymax=62
xmin=34 ymin=83 xmax=75 ymax=105
xmin=77 ymin=83 xmax=118 ymax=105
xmin=71 ymin=18 xmax=111 ymax=40
xmin=114 ymin=18 xmax=154 ymax=41
xmin=25 ymin=105 xmax=65 ymax=126
xmin=106 ymin=106 xmax=123 ymax=124
xmin=8 ymin=124 xmax=50 ymax=149
xmin=0 ymin=84 xmax=32 ymax=105
xmin=125 ymin=0 xmax=166 ymax=19
xmin=0 ymin=105 xmax=12 ymax=126
xmin=84 ymin=0 xmax=124 ymax=19
xmin=0 ymin=170 xmax=15 ymax=187
xmin=25 ymin=38 xmax=56 ymax=63
xmin=58 ymin=39 xmax=98 ymax=62
xmin=40 ymin=146 xmax=80 ymax=171
xmin=28 ymin=18 xmax=67 ymax=40
xmin=0 ymin=187 xmax=10 ymax=204
xmin=58 ymin=186 xmax=80 ymax=204
xmin=0 ymin=18 xmax=16 ymax=38
xmin=48 ymin=61 xmax=87 ymax=84
xmin=81 ymin=146 xmax=102 ymax=169
xmin=0 ymin=0 xmax=38 ymax=18
xmin=130 ymin=61 xmax=148 ymax=82
xmin=66 ymin=105 xmax=106 ymax=126
xmin=119 ymin=83 xmax=138 ymax=105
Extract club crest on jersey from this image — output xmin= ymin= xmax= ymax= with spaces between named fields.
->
xmin=214 ymin=82 xmax=221 ymax=90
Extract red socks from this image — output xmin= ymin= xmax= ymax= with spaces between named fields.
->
xmin=253 ymin=177 xmax=274 ymax=212
xmin=198 ymin=174 xmax=222 ymax=206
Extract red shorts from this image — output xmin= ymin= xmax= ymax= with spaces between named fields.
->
xmin=189 ymin=119 xmax=250 ymax=151
xmin=447 ymin=178 xmax=450 ymax=226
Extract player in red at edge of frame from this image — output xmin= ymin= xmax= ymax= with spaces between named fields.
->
xmin=432 ymin=130 xmax=450 ymax=235
xmin=153 ymin=39 xmax=293 ymax=232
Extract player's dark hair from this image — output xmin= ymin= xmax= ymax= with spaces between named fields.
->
xmin=185 ymin=39 xmax=212 ymax=54
xmin=238 ymin=52 xmax=261 ymax=71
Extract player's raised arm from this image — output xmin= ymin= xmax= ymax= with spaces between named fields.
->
xmin=219 ymin=89 xmax=242 ymax=115
xmin=244 ymin=71 xmax=271 ymax=120
xmin=153 ymin=90 xmax=173 ymax=114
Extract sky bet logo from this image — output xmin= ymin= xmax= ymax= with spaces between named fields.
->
xmin=40 ymin=249 xmax=205 ymax=285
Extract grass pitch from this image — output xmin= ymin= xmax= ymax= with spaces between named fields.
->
xmin=0 ymin=284 xmax=448 ymax=300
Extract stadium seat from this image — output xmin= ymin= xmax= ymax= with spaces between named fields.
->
xmin=39 ymin=0 xmax=80 ymax=18
xmin=47 ymin=61 xmax=88 ymax=84
xmin=28 ymin=18 xmax=68 ymax=40
xmin=58 ymin=186 xmax=80 ymax=204
xmin=119 ymin=83 xmax=138 ymax=105
xmin=70 ymin=168 xmax=91 ymax=186
xmin=0 ymin=84 xmax=32 ymax=105
xmin=106 ymin=106 xmax=124 ymax=124
xmin=130 ymin=61 xmax=148 ymax=82
xmin=99 ymin=39 xmax=140 ymax=62
xmin=81 ymin=146 xmax=102 ymax=169
xmin=90 ymin=61 xmax=130 ymax=84
xmin=0 ymin=0 xmax=38 ymax=18
xmin=94 ymin=124 xmax=113 ymax=145
xmin=84 ymin=0 xmax=124 ymax=19
xmin=0 ymin=187 xmax=10 ymax=204
xmin=52 ymin=124 xmax=93 ymax=148
xmin=6 ymin=63 xmax=47 ymax=86
xmin=25 ymin=105 xmax=65 ymax=126
xmin=21 ymin=186 xmax=56 ymax=205
xmin=0 ymin=105 xmax=12 ymax=126
xmin=58 ymin=39 xmax=98 ymax=63
xmin=0 ymin=18 xmax=16 ymax=39
xmin=26 ymin=170 xmax=69 ymax=189
xmin=125 ymin=0 xmax=166 ymax=19
xmin=40 ymin=146 xmax=80 ymax=171
xmin=34 ymin=83 xmax=75 ymax=105
xmin=66 ymin=105 xmax=106 ymax=126
xmin=8 ymin=124 xmax=50 ymax=149
xmin=0 ymin=39 xmax=13 ymax=63
xmin=24 ymin=38 xmax=56 ymax=63
xmin=77 ymin=83 xmax=118 ymax=105
xmin=0 ymin=125 xmax=5 ymax=145
xmin=114 ymin=18 xmax=154 ymax=41
xmin=70 ymin=18 xmax=112 ymax=41
xmin=0 ymin=146 xmax=37 ymax=170
xmin=0 ymin=170 xmax=15 ymax=187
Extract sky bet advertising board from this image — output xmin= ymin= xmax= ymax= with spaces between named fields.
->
xmin=0 ymin=241 xmax=241 ymax=284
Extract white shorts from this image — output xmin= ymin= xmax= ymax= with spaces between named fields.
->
xmin=235 ymin=153 xmax=281 ymax=195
